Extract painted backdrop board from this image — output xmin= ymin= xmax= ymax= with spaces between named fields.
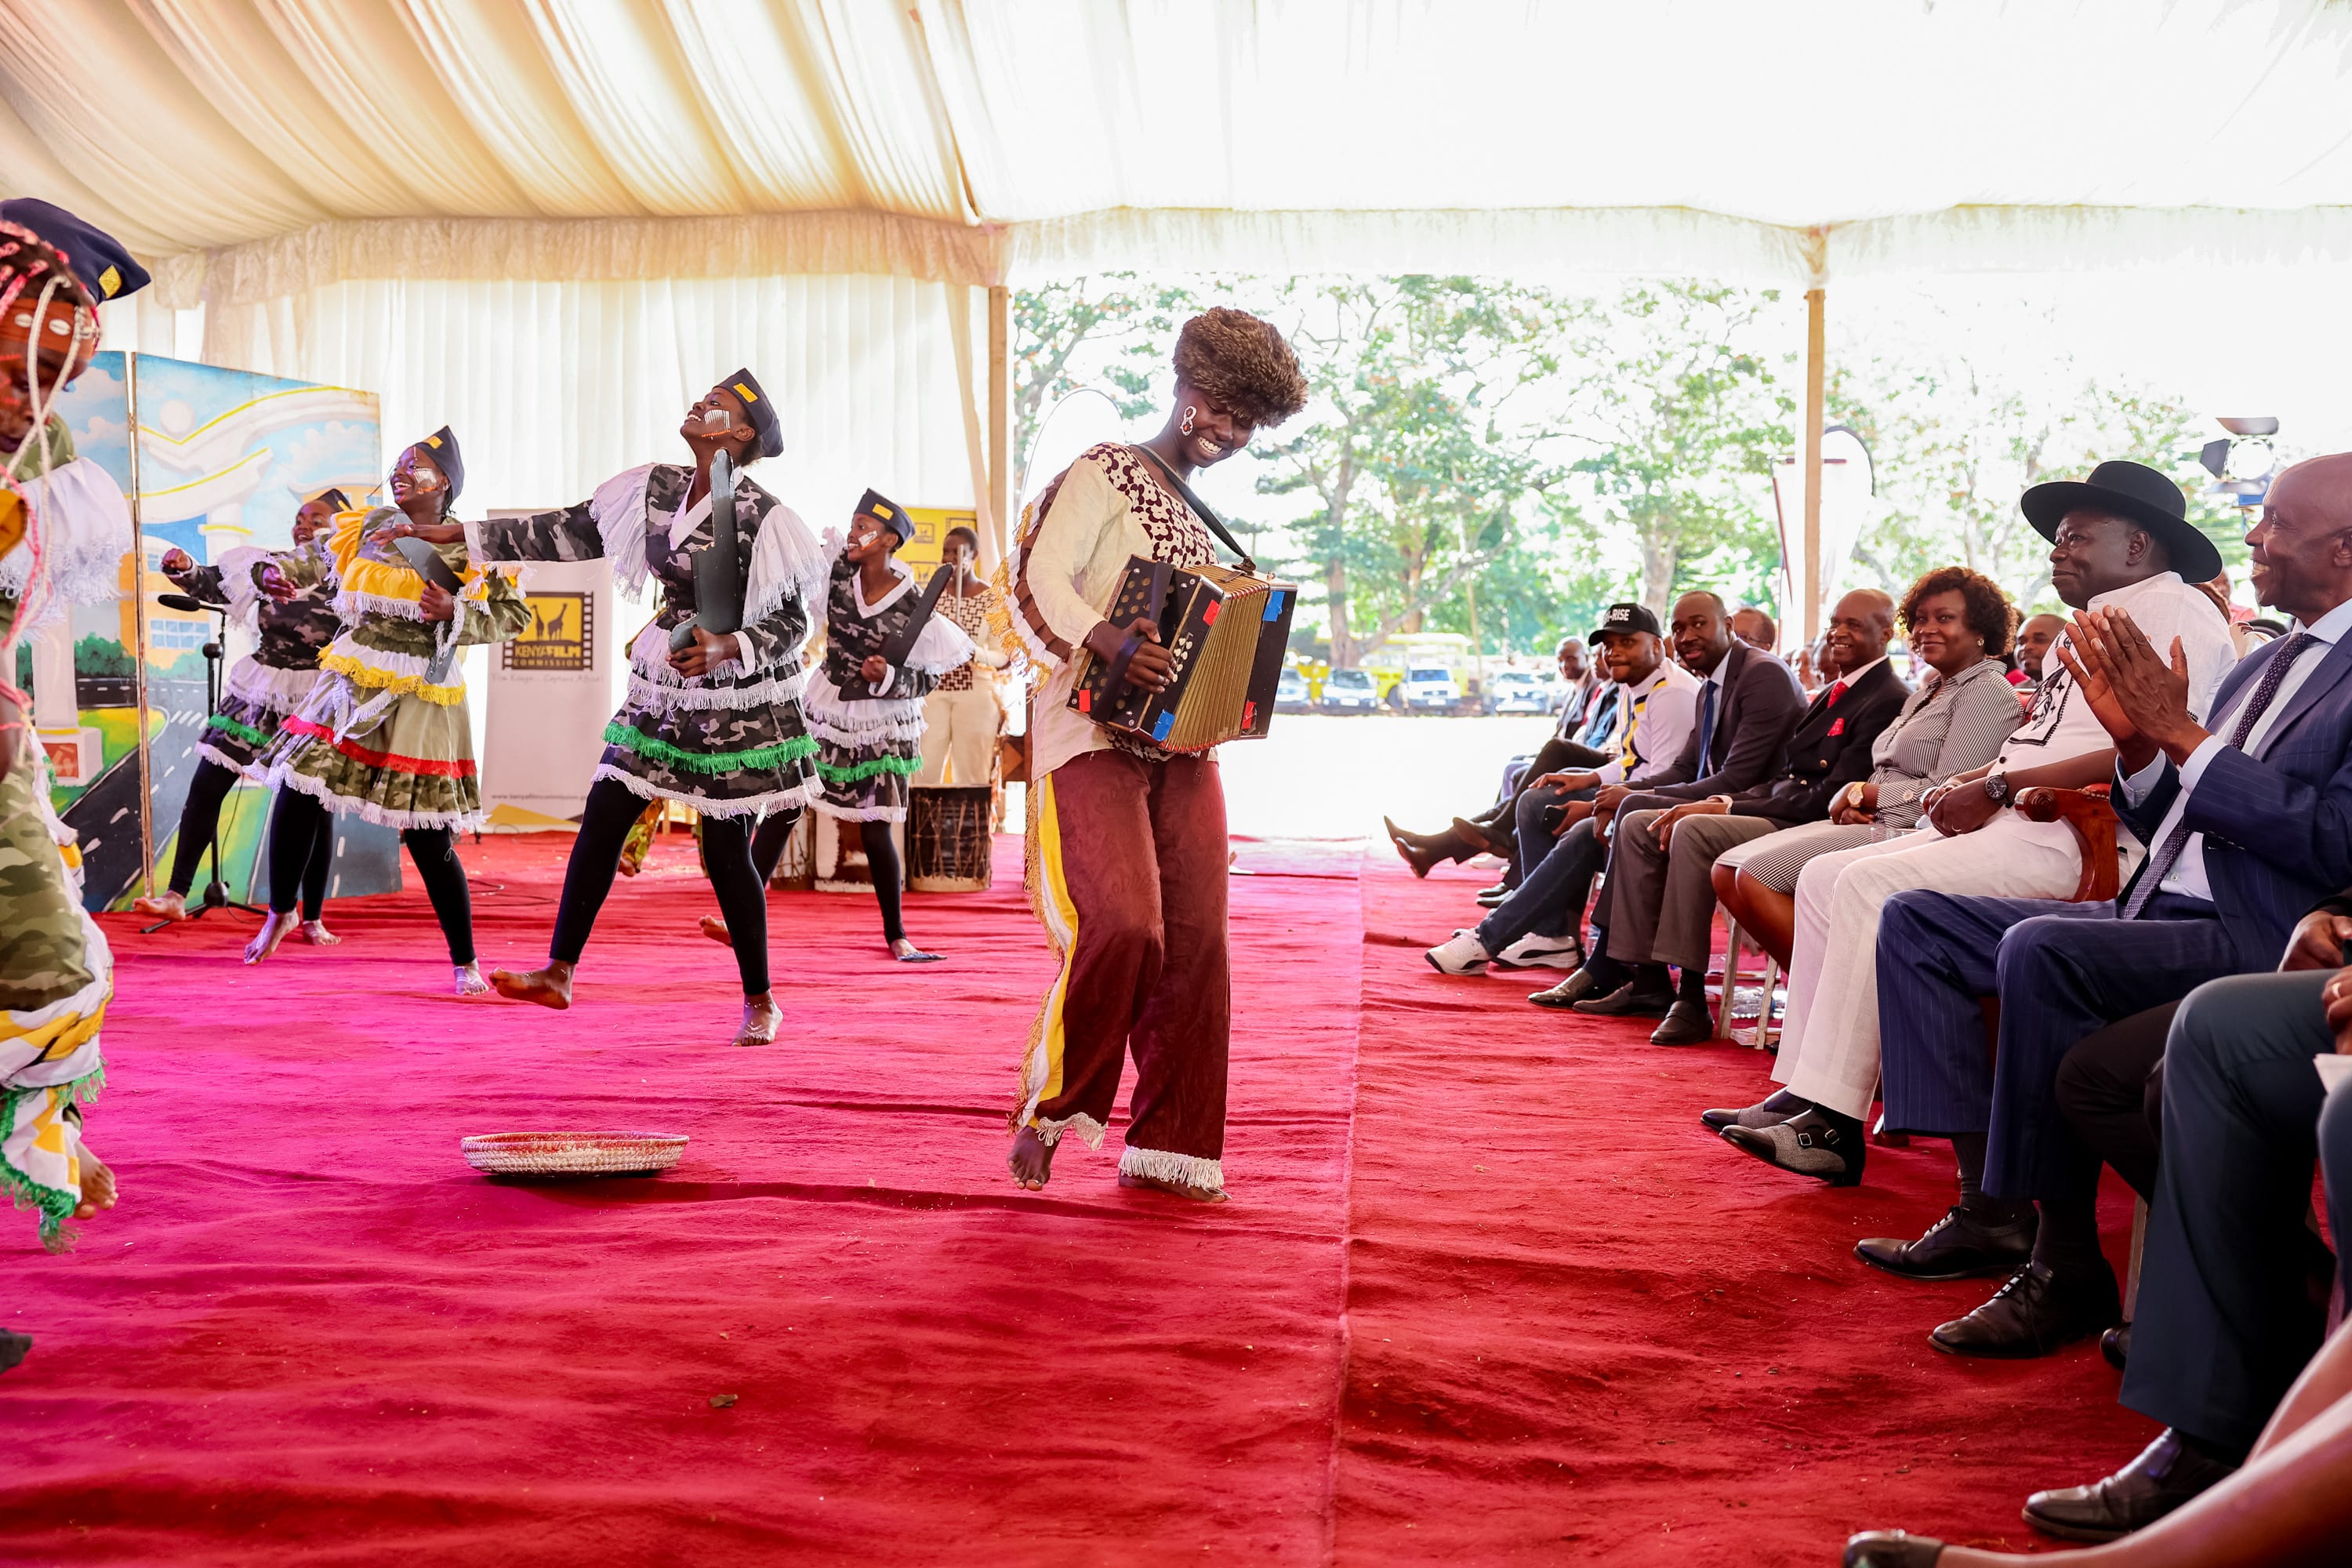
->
xmin=37 ymin=352 xmax=402 ymax=910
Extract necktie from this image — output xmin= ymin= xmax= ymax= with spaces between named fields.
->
xmin=2122 ymin=631 xmax=2314 ymax=920
xmin=1695 ymin=682 xmax=1719 ymax=771
xmin=1618 ymin=691 xmax=1646 ymax=766
xmin=1826 ymin=680 xmax=1849 ymax=708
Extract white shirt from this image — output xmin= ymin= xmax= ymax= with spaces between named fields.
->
xmin=2119 ymin=594 xmax=2352 ymax=902
xmin=1994 ymin=572 xmax=2237 ymax=777
xmin=1594 ymin=659 xmax=1700 ymax=786
xmin=1827 ymin=653 xmax=1891 ymax=693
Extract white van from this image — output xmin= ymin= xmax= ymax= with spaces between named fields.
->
xmin=1399 ymin=665 xmax=1461 ymax=713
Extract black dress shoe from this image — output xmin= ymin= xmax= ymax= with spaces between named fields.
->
xmin=1929 ymin=1259 xmax=2121 ymax=1359
xmin=0 ymin=1328 xmax=27 ymax=1374
xmin=2101 ymin=1322 xmax=2130 ymax=1371
xmin=2022 ymin=1428 xmax=2238 ymax=1542
xmin=1842 ymin=1532 xmax=1943 ymax=1567
xmin=1649 ymin=998 xmax=1715 ymax=1046
xmin=1571 ymin=980 xmax=1675 ymax=1018
xmin=1720 ymin=1107 xmax=1865 ymax=1185
xmin=1855 ymin=1204 xmax=2037 ymax=1282
xmin=1451 ymin=815 xmax=1517 ymax=858
xmin=1475 ymin=884 xmax=1511 ymax=907
xmin=1700 ymin=1087 xmax=1812 ymax=1133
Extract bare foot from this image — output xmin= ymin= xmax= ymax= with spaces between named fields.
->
xmin=453 ymin=963 xmax=489 ymax=996
xmin=1007 ymin=1126 xmax=1055 ymax=1190
xmin=1118 ymin=1171 xmax=1229 ymax=1203
xmin=732 ymin=991 xmax=781 ymax=1047
xmin=490 ymin=961 xmax=572 ymax=1008
xmin=73 ymin=1147 xmax=116 ymax=1220
xmin=699 ymin=915 xmax=731 ymax=946
xmin=297 ymin=919 xmax=341 ymax=946
xmin=243 ymin=909 xmax=299 ymax=965
xmin=131 ymin=890 xmax=188 ymax=921
xmin=891 ymin=937 xmax=943 ymax=963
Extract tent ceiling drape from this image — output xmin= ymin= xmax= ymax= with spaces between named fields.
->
xmin=9 ymin=0 xmax=2352 ymax=301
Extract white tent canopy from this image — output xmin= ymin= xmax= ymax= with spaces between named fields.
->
xmin=7 ymin=1 xmax=2352 ymax=583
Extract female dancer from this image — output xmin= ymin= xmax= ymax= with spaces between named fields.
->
xmin=804 ymin=491 xmax=972 ymax=961
xmin=0 ymin=209 xmax=134 ymax=1258
xmin=909 ymin=524 xmax=1011 ymax=790
xmin=1003 ymin=307 xmax=1308 ymax=1201
xmin=136 ymin=488 xmax=350 ymax=935
xmin=430 ymin=372 xmax=824 ymax=1048
xmin=252 ymin=430 xmax=528 ymax=991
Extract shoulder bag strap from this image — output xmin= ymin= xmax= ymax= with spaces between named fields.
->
xmin=1127 ymin=444 xmax=1257 ymax=574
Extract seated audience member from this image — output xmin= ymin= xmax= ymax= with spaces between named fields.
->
xmin=1714 ymin=460 xmax=2238 ymax=1186
xmin=1855 ymin=455 xmax=2352 ymax=1360
xmin=1732 ymin=605 xmax=1777 ymax=652
xmin=1488 ymin=592 xmax=1804 ymax=1001
xmin=1386 ymin=635 xmax=1613 ymax=880
xmin=1562 ymin=589 xmax=1907 ymax=1044
xmin=2012 ymin=611 xmax=2065 ymax=693
xmin=1424 ymin=603 xmax=1697 ymax=973
xmin=1704 ymin=568 xmax=2022 ymax=1031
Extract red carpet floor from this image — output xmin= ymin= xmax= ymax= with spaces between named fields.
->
xmin=1 ymin=837 xmax=2151 ymax=1565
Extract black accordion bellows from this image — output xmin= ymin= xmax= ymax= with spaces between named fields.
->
xmin=1069 ymin=555 xmax=1299 ymax=750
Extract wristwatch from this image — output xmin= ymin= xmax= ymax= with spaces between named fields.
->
xmin=1842 ymin=781 xmax=1868 ymax=811
xmin=1982 ymin=771 xmax=2010 ymax=805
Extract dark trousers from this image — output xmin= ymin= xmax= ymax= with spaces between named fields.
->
xmin=2055 ymin=1002 xmax=2176 ymax=1201
xmin=1874 ymin=891 xmax=2238 ymax=1202
xmin=1479 ymin=804 xmax=1602 ymax=953
xmin=557 ymin=777 xmax=770 ymax=994
xmin=268 ymin=788 xmax=469 ymax=960
xmin=2124 ymin=971 xmax=2333 ymax=1450
xmin=252 ymin=789 xmax=341 ymax=926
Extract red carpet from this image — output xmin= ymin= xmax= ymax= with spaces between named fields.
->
xmin=0 ymin=837 xmax=2149 ymax=1564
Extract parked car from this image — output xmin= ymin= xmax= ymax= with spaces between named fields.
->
xmin=1274 ymin=668 xmax=1313 ymax=713
xmin=1319 ymin=667 xmax=1380 ymax=713
xmin=1484 ymin=669 xmax=1552 ymax=715
xmin=1399 ymin=664 xmax=1462 ymax=713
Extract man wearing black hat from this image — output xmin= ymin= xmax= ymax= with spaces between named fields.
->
xmin=1718 ymin=460 xmax=2239 ymax=1190
xmin=1426 ymin=601 xmax=1699 ymax=974
xmin=412 ymin=372 xmax=828 ymax=1047
xmin=1851 ymin=454 xmax=2352 ymax=1396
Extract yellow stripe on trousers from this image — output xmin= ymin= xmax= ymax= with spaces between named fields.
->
xmin=1015 ymin=769 xmax=1082 ymax=1127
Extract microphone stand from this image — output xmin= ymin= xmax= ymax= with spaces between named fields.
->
xmin=143 ymin=593 xmax=263 ymax=932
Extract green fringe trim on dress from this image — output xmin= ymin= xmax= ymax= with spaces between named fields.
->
xmin=205 ymin=713 xmax=276 ymax=749
xmin=0 ymin=1063 xmax=104 ymax=1249
xmin=814 ymin=753 xmax=924 ymax=784
xmin=601 ymin=724 xmax=821 ymax=775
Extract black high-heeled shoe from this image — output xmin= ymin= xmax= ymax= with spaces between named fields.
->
xmin=1382 ymin=818 xmax=1461 ymax=878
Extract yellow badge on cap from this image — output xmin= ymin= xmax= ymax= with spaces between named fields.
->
xmin=424 ymin=435 xmax=442 ymax=448
xmin=873 ymin=503 xmax=894 ymax=519
xmin=733 ymin=382 xmax=758 ymax=404
xmin=98 ymin=265 xmax=121 ymax=298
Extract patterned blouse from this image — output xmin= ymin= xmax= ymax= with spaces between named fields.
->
xmin=934 ymin=583 xmax=1000 ymax=692
xmin=1864 ymin=656 xmax=2025 ymax=829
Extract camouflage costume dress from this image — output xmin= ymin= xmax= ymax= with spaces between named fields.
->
xmin=805 ymin=535 xmax=974 ymax=823
xmin=163 ymin=542 xmax=340 ymax=773
xmin=260 ymin=508 xmax=528 ymax=829
xmin=465 ymin=462 xmax=825 ymax=818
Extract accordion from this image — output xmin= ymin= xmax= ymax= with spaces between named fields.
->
xmin=1068 ymin=556 xmax=1298 ymax=751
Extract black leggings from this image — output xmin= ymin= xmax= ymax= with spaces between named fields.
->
xmin=750 ymin=805 xmax=799 ymax=885
xmin=171 ymin=760 xmax=335 ymax=917
xmin=266 ymin=792 xmax=471 ymax=963
xmin=861 ymin=819 xmax=905 ymax=944
xmin=554 ymin=778 xmax=770 ymax=996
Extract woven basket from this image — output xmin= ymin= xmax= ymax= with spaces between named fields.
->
xmin=462 ymin=1131 xmax=688 ymax=1179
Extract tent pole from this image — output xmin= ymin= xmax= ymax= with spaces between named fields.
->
xmin=1802 ymin=286 xmax=1825 ymax=645
xmin=987 ymin=285 xmax=1011 ymax=563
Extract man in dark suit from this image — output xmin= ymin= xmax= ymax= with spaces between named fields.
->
xmin=1528 ymin=590 xmax=1809 ymax=1011
xmin=1583 ymin=590 xmax=1907 ymax=1043
xmin=1862 ymin=452 xmax=2352 ymax=1370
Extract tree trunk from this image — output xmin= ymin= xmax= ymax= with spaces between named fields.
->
xmin=1326 ymin=554 xmax=1352 ymax=669
xmin=1640 ymin=532 xmax=1678 ymax=618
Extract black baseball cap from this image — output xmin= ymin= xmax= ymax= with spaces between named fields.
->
xmin=1588 ymin=602 xmax=1662 ymax=644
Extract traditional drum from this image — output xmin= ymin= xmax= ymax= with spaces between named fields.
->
xmin=908 ymin=785 xmax=993 ymax=891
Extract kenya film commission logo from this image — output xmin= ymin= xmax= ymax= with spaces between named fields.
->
xmin=503 ymin=592 xmax=593 ymax=673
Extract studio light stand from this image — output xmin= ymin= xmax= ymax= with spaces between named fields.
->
xmin=146 ymin=591 xmax=263 ymax=932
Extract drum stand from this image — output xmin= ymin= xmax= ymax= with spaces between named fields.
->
xmin=143 ymin=601 xmax=263 ymax=932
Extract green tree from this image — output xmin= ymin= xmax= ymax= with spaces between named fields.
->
xmin=1011 ymin=276 xmax=1207 ymax=468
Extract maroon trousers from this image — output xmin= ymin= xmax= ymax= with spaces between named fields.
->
xmin=1015 ymin=749 xmax=1231 ymax=1189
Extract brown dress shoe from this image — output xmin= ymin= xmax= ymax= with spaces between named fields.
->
xmin=2022 ymin=1428 xmax=2237 ymax=1542
xmin=1842 ymin=1532 xmax=1943 ymax=1567
xmin=1929 ymin=1260 xmax=2120 ymax=1359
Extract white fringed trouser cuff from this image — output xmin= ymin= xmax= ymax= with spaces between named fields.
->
xmin=1031 ymin=1112 xmax=1105 ymax=1150
xmin=1117 ymin=1145 xmax=1225 ymax=1194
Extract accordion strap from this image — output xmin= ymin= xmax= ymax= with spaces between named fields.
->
xmin=1127 ymin=445 xmax=1257 ymax=575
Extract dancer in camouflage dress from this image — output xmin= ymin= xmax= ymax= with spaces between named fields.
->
xmin=134 ymin=488 xmax=350 ymax=935
xmin=439 ymin=371 xmax=825 ymax=1048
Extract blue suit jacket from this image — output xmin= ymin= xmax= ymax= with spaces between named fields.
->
xmin=2115 ymin=633 xmax=2352 ymax=970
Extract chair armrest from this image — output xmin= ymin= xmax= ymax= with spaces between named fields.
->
xmin=2014 ymin=785 xmax=2120 ymax=903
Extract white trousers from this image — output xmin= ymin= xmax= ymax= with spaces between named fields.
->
xmin=1769 ymin=815 xmax=2082 ymax=1119
xmin=913 ymin=684 xmax=1004 ymax=787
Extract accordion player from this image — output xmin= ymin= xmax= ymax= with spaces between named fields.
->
xmin=1066 ymin=554 xmax=1298 ymax=750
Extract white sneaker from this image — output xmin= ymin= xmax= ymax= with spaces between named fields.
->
xmin=1495 ymin=932 xmax=1584 ymax=971
xmin=1425 ymin=931 xmax=1492 ymax=975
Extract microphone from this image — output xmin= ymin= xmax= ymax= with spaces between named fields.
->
xmin=158 ymin=592 xmax=226 ymax=613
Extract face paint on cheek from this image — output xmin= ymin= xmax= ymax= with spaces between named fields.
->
xmin=691 ymin=405 xmax=736 ymax=435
